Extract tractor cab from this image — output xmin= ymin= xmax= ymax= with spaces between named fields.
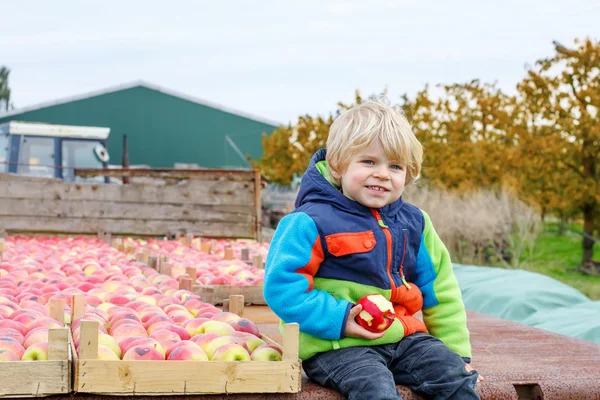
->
xmin=0 ymin=121 xmax=110 ymax=182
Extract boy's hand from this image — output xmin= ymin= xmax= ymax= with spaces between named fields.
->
xmin=465 ymin=363 xmax=484 ymax=382
xmin=344 ymin=304 xmax=387 ymax=340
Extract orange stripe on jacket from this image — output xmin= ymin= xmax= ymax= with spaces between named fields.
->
xmin=295 ymin=236 xmax=324 ymax=292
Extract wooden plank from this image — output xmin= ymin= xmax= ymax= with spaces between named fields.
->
xmin=48 ymin=328 xmax=69 ymax=361
xmin=0 ymin=361 xmax=71 ymax=397
xmin=0 ymin=216 xmax=254 ymax=238
xmin=79 ymin=321 xmax=99 ymax=360
xmin=0 ymin=325 xmax=71 ymax=397
xmin=0 ymin=198 xmax=254 ymax=221
xmin=74 ymin=360 xmax=301 ymax=394
xmin=229 ymin=295 xmax=245 ymax=316
xmin=73 ymin=167 xmax=263 ymax=181
xmin=0 ymin=178 xmax=255 ymax=206
xmin=72 ymin=321 xmax=300 ymax=395
xmin=193 ymin=285 xmax=265 ymax=305
xmin=71 ymin=294 xmax=85 ymax=322
xmin=48 ymin=297 xmax=66 ymax=324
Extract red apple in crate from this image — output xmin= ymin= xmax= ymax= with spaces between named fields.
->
xmin=167 ymin=344 xmax=209 ymax=361
xmin=97 ymin=344 xmax=121 ymax=360
xmin=228 ymin=318 xmax=260 ymax=337
xmin=354 ymin=294 xmax=396 ymax=333
xmin=251 ymin=344 xmax=283 ymax=361
xmin=0 ymin=348 xmax=20 ymax=361
xmin=0 ymin=337 xmax=25 ymax=359
xmin=122 ymin=345 xmax=164 ymax=360
xmin=21 ymin=341 xmax=49 ymax=360
xmin=210 ymin=343 xmax=250 ymax=361
xmin=0 ymin=328 xmax=25 ymax=345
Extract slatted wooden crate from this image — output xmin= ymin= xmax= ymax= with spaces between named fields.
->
xmin=0 ymin=327 xmax=71 ymax=397
xmin=72 ymin=296 xmax=301 ymax=395
xmin=192 ymin=284 xmax=266 ymax=305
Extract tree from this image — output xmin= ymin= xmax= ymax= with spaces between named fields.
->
xmin=517 ymin=38 xmax=600 ymax=270
xmin=256 ymin=91 xmax=367 ymax=185
xmin=402 ymin=80 xmax=519 ymax=192
xmin=0 ymin=66 xmax=12 ymax=111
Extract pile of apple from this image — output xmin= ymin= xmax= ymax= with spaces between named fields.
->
xmin=121 ymin=238 xmax=268 ymax=287
xmin=0 ymin=235 xmax=283 ymax=362
xmin=0 ymin=300 xmax=66 ymax=361
xmin=72 ymin=297 xmax=282 ymax=361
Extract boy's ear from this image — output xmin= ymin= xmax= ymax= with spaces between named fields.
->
xmin=329 ymin=167 xmax=341 ymax=180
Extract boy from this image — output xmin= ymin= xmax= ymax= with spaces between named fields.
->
xmin=264 ymin=95 xmax=480 ymax=399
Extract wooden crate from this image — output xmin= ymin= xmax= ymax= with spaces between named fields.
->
xmin=0 ymin=328 xmax=72 ymax=397
xmin=72 ymin=296 xmax=301 ymax=395
xmin=193 ymin=284 xmax=266 ymax=305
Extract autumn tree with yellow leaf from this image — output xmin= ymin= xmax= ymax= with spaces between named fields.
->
xmin=518 ymin=38 xmax=600 ymax=269
xmin=402 ymin=81 xmax=518 ymax=191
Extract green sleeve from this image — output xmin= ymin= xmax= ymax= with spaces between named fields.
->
xmin=421 ymin=211 xmax=472 ymax=360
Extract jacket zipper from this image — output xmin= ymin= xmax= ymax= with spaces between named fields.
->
xmin=371 ymin=209 xmax=396 ymax=291
xmin=371 ymin=209 xmax=411 ymax=290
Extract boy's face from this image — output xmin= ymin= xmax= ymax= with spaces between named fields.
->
xmin=331 ymin=139 xmax=407 ymax=209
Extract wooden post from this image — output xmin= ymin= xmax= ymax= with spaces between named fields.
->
xmin=229 ymin=295 xmax=245 ymax=317
xmin=200 ymin=242 xmax=211 ymax=253
xmin=185 ymin=267 xmax=197 ymax=281
xmin=49 ymin=297 xmax=66 ymax=324
xmin=221 ymin=299 xmax=229 ymax=312
xmin=71 ymin=294 xmax=86 ymax=322
xmin=282 ymin=323 xmax=300 ymax=361
xmin=252 ymin=255 xmax=264 ymax=269
xmin=182 ymin=233 xmax=193 ymax=246
xmin=160 ymin=262 xmax=172 ymax=277
xmin=210 ymin=239 xmax=217 ymax=254
xmin=179 ymin=276 xmax=193 ymax=291
xmin=148 ymin=255 xmax=159 ymax=270
xmin=254 ymin=168 xmax=263 ymax=242
xmin=241 ymin=247 xmax=250 ymax=263
xmin=79 ymin=320 xmax=99 ymax=360
xmin=0 ymin=238 xmax=4 ymax=262
xmin=159 ymin=254 xmax=169 ymax=264
xmin=136 ymin=251 xmax=149 ymax=264
xmin=224 ymin=246 xmax=234 ymax=260
xmin=48 ymin=328 xmax=69 ymax=361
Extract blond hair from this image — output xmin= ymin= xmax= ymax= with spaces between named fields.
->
xmin=326 ymin=95 xmax=423 ymax=185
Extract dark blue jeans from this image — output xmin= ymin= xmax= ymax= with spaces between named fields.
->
xmin=302 ymin=333 xmax=479 ymax=400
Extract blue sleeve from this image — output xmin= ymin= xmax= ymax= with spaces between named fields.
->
xmin=263 ymin=212 xmax=352 ymax=340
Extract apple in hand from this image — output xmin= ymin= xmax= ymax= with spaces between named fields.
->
xmin=355 ymin=294 xmax=396 ymax=333
xmin=251 ymin=344 xmax=283 ymax=361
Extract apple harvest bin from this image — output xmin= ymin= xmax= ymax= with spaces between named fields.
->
xmin=72 ymin=300 xmax=301 ymax=395
xmin=0 ymin=328 xmax=72 ymax=398
xmin=192 ymin=284 xmax=266 ymax=306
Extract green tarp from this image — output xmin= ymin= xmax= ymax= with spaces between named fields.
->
xmin=453 ymin=264 xmax=600 ymax=345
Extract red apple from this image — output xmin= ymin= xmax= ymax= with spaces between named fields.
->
xmin=355 ymin=294 xmax=396 ymax=333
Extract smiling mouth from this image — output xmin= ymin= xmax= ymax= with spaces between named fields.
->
xmin=366 ymin=186 xmax=388 ymax=192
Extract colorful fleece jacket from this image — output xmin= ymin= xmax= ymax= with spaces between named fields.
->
xmin=263 ymin=149 xmax=472 ymax=361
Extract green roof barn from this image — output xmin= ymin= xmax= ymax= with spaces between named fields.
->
xmin=0 ymin=81 xmax=280 ymax=169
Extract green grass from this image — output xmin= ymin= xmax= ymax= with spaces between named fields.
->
xmin=513 ymin=222 xmax=600 ymax=300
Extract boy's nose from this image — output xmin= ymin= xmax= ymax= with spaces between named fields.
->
xmin=372 ymin=167 xmax=390 ymax=180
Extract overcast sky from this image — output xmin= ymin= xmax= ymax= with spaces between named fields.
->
xmin=2 ymin=0 xmax=599 ymax=125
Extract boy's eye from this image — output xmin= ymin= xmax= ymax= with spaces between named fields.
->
xmin=361 ymin=160 xmax=375 ymax=165
xmin=390 ymin=164 xmax=404 ymax=170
